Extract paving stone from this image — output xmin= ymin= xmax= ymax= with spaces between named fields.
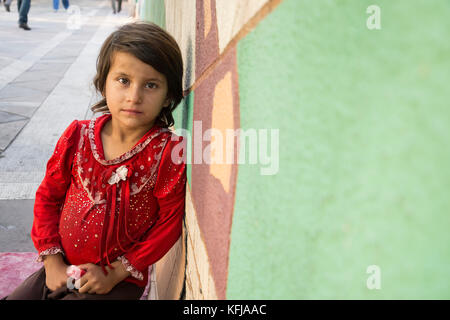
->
xmin=13 ymin=69 xmax=67 ymax=83
xmin=0 ymin=200 xmax=35 ymax=252
xmin=0 ymin=111 xmax=28 ymax=124
xmin=0 ymin=84 xmax=49 ymax=102
xmin=27 ymin=62 xmax=71 ymax=75
xmin=0 ymin=119 xmax=29 ymax=151
xmin=39 ymin=57 xmax=77 ymax=64
xmin=10 ymin=78 xmax=61 ymax=94
xmin=0 ymin=101 xmax=41 ymax=118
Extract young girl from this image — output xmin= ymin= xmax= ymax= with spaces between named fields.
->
xmin=4 ymin=22 xmax=186 ymax=300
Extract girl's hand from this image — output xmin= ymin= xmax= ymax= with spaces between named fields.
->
xmin=77 ymin=261 xmax=130 ymax=295
xmin=43 ymin=254 xmax=69 ymax=291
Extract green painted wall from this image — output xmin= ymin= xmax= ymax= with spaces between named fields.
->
xmin=173 ymin=92 xmax=194 ymax=187
xmin=141 ymin=0 xmax=166 ymax=27
xmin=227 ymin=0 xmax=450 ymax=299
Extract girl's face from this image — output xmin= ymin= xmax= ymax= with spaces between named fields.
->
xmin=103 ymin=51 xmax=170 ymax=132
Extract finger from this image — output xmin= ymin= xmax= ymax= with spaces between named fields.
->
xmin=77 ymin=275 xmax=90 ymax=293
xmin=78 ymin=280 xmax=91 ymax=294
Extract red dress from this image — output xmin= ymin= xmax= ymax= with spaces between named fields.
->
xmin=31 ymin=114 xmax=187 ymax=288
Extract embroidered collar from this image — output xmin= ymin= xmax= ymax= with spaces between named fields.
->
xmin=88 ymin=114 xmax=169 ymax=166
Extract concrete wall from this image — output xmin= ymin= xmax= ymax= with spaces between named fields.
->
xmin=142 ymin=0 xmax=450 ymax=299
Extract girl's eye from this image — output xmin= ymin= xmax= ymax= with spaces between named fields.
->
xmin=145 ymin=82 xmax=157 ymax=89
xmin=118 ymin=78 xmax=129 ymax=85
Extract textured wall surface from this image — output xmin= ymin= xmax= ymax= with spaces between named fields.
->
xmin=144 ymin=0 xmax=450 ymax=299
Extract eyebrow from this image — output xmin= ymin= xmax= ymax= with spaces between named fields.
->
xmin=113 ymin=72 xmax=163 ymax=83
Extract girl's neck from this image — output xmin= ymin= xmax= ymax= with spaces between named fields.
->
xmin=104 ymin=117 xmax=155 ymax=145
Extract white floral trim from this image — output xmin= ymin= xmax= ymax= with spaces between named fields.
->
xmin=37 ymin=246 xmax=65 ymax=262
xmin=76 ymin=124 xmax=104 ymax=206
xmin=117 ymin=255 xmax=144 ymax=281
xmin=128 ymin=139 xmax=167 ymax=196
xmin=88 ymin=116 xmax=169 ymax=166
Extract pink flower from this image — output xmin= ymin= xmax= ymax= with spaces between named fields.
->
xmin=66 ymin=265 xmax=86 ymax=280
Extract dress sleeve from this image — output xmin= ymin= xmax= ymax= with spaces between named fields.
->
xmin=120 ymin=134 xmax=187 ymax=279
xmin=31 ymin=120 xmax=80 ymax=261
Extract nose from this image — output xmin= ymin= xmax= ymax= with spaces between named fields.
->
xmin=126 ymin=84 xmax=143 ymax=104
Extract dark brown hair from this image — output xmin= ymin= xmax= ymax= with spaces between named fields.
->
xmin=91 ymin=21 xmax=183 ymax=128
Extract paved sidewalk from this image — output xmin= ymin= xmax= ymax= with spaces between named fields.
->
xmin=0 ymin=0 xmax=131 ymax=251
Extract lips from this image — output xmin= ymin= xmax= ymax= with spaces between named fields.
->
xmin=122 ymin=109 xmax=143 ymax=114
